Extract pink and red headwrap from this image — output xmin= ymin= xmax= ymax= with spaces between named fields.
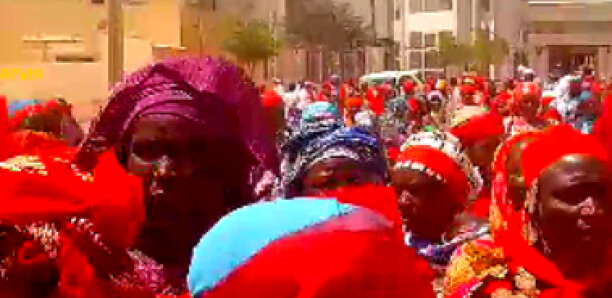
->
xmin=77 ymin=57 xmax=279 ymax=173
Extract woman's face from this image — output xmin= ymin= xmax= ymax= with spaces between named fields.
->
xmin=467 ymin=136 xmax=502 ymax=169
xmin=518 ymin=95 xmax=539 ymax=121
xmin=126 ymin=115 xmax=248 ymax=267
xmin=392 ymin=169 xmax=463 ymax=239
xmin=536 ymin=155 xmax=612 ymax=277
xmin=301 ymin=157 xmax=384 ymax=196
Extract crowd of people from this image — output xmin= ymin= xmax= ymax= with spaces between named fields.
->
xmin=2 ymin=56 xmax=612 ymax=297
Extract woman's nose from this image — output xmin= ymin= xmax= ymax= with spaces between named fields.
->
xmin=155 ymin=155 xmax=178 ymax=179
xmin=579 ymin=197 xmax=602 ymax=217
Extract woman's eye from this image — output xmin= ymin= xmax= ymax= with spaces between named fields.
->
xmin=132 ymin=141 xmax=163 ymax=161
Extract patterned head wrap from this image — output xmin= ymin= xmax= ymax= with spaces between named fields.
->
xmin=281 ymin=127 xmax=388 ymax=197
xmin=188 ymin=197 xmax=435 ymax=298
xmin=300 ymin=102 xmax=340 ymax=125
xmin=396 ymin=132 xmax=483 ymax=203
xmin=77 ymin=57 xmax=278 ymax=174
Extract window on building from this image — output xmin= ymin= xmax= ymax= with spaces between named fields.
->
xmin=395 ymin=8 xmax=401 ymax=20
xmin=425 ymin=51 xmax=439 ymax=68
xmin=440 ymin=0 xmax=453 ymax=10
xmin=438 ymin=30 xmax=453 ymax=46
xmin=422 ymin=0 xmax=453 ymax=12
xmin=91 ymin=0 xmax=104 ymax=4
xmin=481 ymin=0 xmax=490 ymax=12
xmin=424 ymin=34 xmax=436 ymax=47
xmin=410 ymin=51 xmax=423 ymax=69
xmin=410 ymin=32 xmax=423 ymax=48
xmin=410 ymin=0 xmax=423 ymax=13
xmin=424 ymin=0 xmax=438 ymax=11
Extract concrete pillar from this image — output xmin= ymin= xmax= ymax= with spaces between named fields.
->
xmin=536 ymin=46 xmax=549 ymax=80
xmin=598 ymin=46 xmax=608 ymax=78
xmin=455 ymin=0 xmax=472 ymax=43
xmin=108 ymin=0 xmax=124 ymax=86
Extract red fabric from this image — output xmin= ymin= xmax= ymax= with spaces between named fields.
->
xmin=515 ymin=82 xmax=542 ymax=100
xmin=317 ymin=91 xmax=331 ymax=102
xmin=541 ymin=95 xmax=555 ymax=108
xmin=491 ymin=91 xmax=513 ymax=111
xmin=461 ymin=85 xmax=477 ymax=96
xmin=321 ymin=185 xmax=404 ymax=237
xmin=367 ymin=88 xmax=385 ymax=116
xmin=595 ymin=93 xmax=612 ymax=161
xmin=470 ymin=190 xmax=491 ymax=219
xmin=203 ymin=227 xmax=435 ymax=298
xmin=542 ymin=108 xmax=562 ymax=122
xmin=397 ymin=146 xmax=470 ymax=204
xmin=387 ymin=146 xmax=400 ymax=163
xmin=522 ymin=125 xmax=609 ymax=187
xmin=0 ymin=151 xmax=144 ymax=249
xmin=8 ymin=130 xmax=76 ymax=159
xmin=0 ymin=95 xmax=9 ymax=160
xmin=450 ymin=112 xmax=505 ymax=147
xmin=407 ymin=98 xmax=420 ymax=113
xmin=403 ymin=81 xmax=415 ymax=95
xmin=345 ymin=97 xmax=364 ymax=110
xmin=261 ymin=90 xmax=283 ymax=108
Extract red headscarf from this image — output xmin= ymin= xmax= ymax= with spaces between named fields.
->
xmin=514 ymin=82 xmax=542 ymax=107
xmin=396 ymin=146 xmax=470 ymax=204
xmin=0 ymin=151 xmax=144 ymax=249
xmin=403 ymin=80 xmax=416 ymax=95
xmin=367 ymin=87 xmax=385 ymax=116
xmin=0 ymin=95 xmax=9 ymax=160
xmin=407 ymin=98 xmax=420 ymax=113
xmin=491 ymin=131 xmax=543 ymax=237
xmin=522 ymin=125 xmax=609 ymax=187
xmin=261 ymin=89 xmax=283 ymax=109
xmin=345 ymin=97 xmax=364 ymax=110
xmin=450 ymin=108 xmax=505 ymax=147
xmin=542 ymin=108 xmax=562 ymax=123
xmin=491 ymin=91 xmax=513 ymax=112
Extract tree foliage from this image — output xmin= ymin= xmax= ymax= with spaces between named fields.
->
xmin=438 ymin=30 xmax=509 ymax=74
xmin=284 ymin=0 xmax=371 ymax=51
xmin=222 ymin=20 xmax=283 ymax=73
xmin=471 ymin=30 xmax=510 ymax=73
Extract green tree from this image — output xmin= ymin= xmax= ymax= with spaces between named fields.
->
xmin=470 ymin=30 xmax=509 ymax=73
xmin=438 ymin=32 xmax=473 ymax=73
xmin=222 ymin=20 xmax=283 ymax=75
xmin=284 ymin=0 xmax=370 ymax=77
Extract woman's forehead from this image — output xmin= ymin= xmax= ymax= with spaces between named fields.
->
xmin=131 ymin=114 xmax=226 ymax=142
xmin=540 ymin=155 xmax=610 ymax=187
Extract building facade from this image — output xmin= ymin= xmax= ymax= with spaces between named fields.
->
xmin=0 ymin=0 xmax=182 ymax=122
xmin=393 ymin=0 xmax=493 ymax=77
xmin=394 ymin=0 xmax=612 ymax=79
xmin=527 ymin=0 xmax=612 ymax=79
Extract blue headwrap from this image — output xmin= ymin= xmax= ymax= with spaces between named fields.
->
xmin=281 ymin=126 xmax=388 ymax=197
xmin=8 ymin=99 xmax=42 ymax=117
xmin=300 ymin=102 xmax=340 ymax=125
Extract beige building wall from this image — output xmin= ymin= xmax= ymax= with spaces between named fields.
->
xmin=0 ymin=0 xmax=181 ymax=123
